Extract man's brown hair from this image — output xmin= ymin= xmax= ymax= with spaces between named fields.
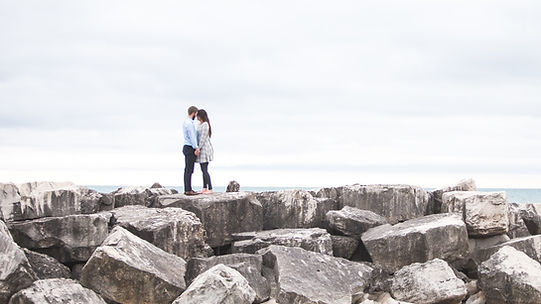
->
xmin=188 ymin=106 xmax=198 ymax=115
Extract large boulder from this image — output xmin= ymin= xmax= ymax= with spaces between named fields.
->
xmin=442 ymin=191 xmax=509 ymax=237
xmin=231 ymin=228 xmax=333 ymax=255
xmin=259 ymin=245 xmax=374 ymax=304
xmin=256 ymin=190 xmax=337 ymax=230
xmin=507 ymin=203 xmax=531 ymax=239
xmin=186 ymin=253 xmax=270 ymax=303
xmin=317 ymin=184 xmax=429 ymax=224
xmin=155 ymin=192 xmax=263 ymax=247
xmin=110 ymin=206 xmax=212 ymax=260
xmin=0 ymin=220 xmax=37 ymax=303
xmin=112 ymin=185 xmax=174 ymax=208
xmin=2 ymin=182 xmax=112 ymax=221
xmin=8 ymin=213 xmax=111 ymax=263
xmin=173 ymin=264 xmax=256 ymax=304
xmin=326 ymin=206 xmax=387 ymax=238
xmin=361 ymin=213 xmax=469 ymax=272
xmin=478 ymin=246 xmax=541 ymax=303
xmin=23 ymin=249 xmax=71 ymax=280
xmin=8 ymin=278 xmax=106 ymax=304
xmin=0 ymin=183 xmax=20 ymax=222
xmin=429 ymin=178 xmax=477 ymax=214
xmin=80 ymin=226 xmax=186 ymax=304
xmin=474 ymin=235 xmax=541 ymax=265
xmin=330 ymin=235 xmax=359 ymax=259
xmin=517 ymin=203 xmax=541 ymax=235
xmin=391 ymin=259 xmax=467 ymax=304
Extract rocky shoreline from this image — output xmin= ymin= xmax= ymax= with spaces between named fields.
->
xmin=2 ymin=179 xmax=541 ymax=303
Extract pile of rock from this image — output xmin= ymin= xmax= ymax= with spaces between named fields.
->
xmin=2 ymin=179 xmax=541 ymax=303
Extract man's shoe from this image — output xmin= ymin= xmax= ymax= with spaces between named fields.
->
xmin=184 ymin=191 xmax=199 ymax=196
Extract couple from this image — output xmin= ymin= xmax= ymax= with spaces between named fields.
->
xmin=182 ymin=106 xmax=214 ymax=196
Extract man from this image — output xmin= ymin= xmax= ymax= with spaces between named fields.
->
xmin=183 ymin=106 xmax=201 ymax=195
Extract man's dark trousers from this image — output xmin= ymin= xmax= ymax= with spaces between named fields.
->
xmin=183 ymin=145 xmax=196 ymax=192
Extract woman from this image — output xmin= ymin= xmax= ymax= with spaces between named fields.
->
xmin=195 ymin=109 xmax=214 ymax=194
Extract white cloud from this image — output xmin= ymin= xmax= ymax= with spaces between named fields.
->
xmin=1 ymin=0 xmax=540 ymax=188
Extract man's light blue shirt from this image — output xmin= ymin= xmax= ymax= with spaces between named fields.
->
xmin=183 ymin=117 xmax=198 ymax=149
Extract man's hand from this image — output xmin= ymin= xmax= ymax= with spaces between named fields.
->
xmin=195 ymin=148 xmax=201 ymax=156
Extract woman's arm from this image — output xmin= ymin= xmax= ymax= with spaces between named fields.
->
xmin=198 ymin=122 xmax=210 ymax=150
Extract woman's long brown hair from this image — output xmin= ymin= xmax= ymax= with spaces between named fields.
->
xmin=197 ymin=109 xmax=212 ymax=138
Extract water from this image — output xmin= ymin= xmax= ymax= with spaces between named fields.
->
xmin=87 ymin=185 xmax=541 ymax=204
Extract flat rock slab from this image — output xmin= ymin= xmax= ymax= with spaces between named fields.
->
xmin=361 ymin=213 xmax=469 ymax=272
xmin=429 ymin=178 xmax=477 ymax=214
xmin=23 ymin=249 xmax=71 ymax=280
xmin=8 ymin=213 xmax=111 ymax=263
xmin=8 ymin=278 xmax=106 ymax=304
xmin=173 ymin=264 xmax=256 ymax=304
xmin=391 ymin=259 xmax=467 ymax=304
xmin=186 ymin=253 xmax=270 ymax=303
xmin=232 ymin=228 xmax=333 ymax=255
xmin=0 ymin=220 xmax=37 ymax=303
xmin=479 ymin=246 xmax=541 ymax=303
xmin=156 ymin=192 xmax=263 ymax=247
xmin=1 ymin=182 xmax=111 ymax=221
xmin=474 ymin=235 xmax=541 ymax=265
xmin=81 ymin=226 xmax=187 ymax=304
xmin=317 ymin=184 xmax=428 ymax=224
xmin=112 ymin=185 xmax=174 ymax=208
xmin=259 ymin=245 xmax=374 ymax=304
xmin=110 ymin=206 xmax=212 ymax=260
xmin=326 ymin=206 xmax=387 ymax=238
xmin=442 ymin=191 xmax=509 ymax=237
xmin=256 ymin=190 xmax=337 ymax=230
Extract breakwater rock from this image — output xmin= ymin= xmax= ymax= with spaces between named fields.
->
xmin=1 ymin=179 xmax=540 ymax=303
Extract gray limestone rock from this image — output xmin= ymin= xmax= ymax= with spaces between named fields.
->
xmin=156 ymin=192 xmax=263 ymax=247
xmin=231 ymin=228 xmax=333 ymax=255
xmin=259 ymin=245 xmax=374 ymax=304
xmin=326 ymin=206 xmax=387 ymax=238
xmin=80 ymin=226 xmax=186 ymax=304
xmin=110 ymin=205 xmax=212 ymax=260
xmin=317 ymin=184 xmax=429 ymax=224
xmin=474 ymin=235 xmax=541 ymax=265
xmin=112 ymin=185 xmax=174 ymax=208
xmin=507 ymin=203 xmax=531 ymax=239
xmin=256 ymin=190 xmax=338 ymax=230
xmin=23 ymin=249 xmax=71 ymax=280
xmin=478 ymin=246 xmax=541 ymax=303
xmin=226 ymin=180 xmax=240 ymax=192
xmin=391 ymin=259 xmax=467 ymax=304
xmin=8 ymin=278 xmax=106 ymax=304
xmin=518 ymin=203 xmax=541 ymax=235
xmin=8 ymin=213 xmax=111 ymax=263
xmin=429 ymin=178 xmax=477 ymax=214
xmin=330 ymin=235 xmax=359 ymax=259
xmin=465 ymin=292 xmax=486 ymax=304
xmin=173 ymin=264 xmax=256 ymax=304
xmin=3 ymin=182 xmax=110 ymax=221
xmin=0 ymin=182 xmax=20 ymax=222
xmin=186 ymin=253 xmax=270 ymax=303
xmin=0 ymin=220 xmax=37 ymax=303
xmin=361 ymin=213 xmax=469 ymax=272
xmin=442 ymin=191 xmax=509 ymax=237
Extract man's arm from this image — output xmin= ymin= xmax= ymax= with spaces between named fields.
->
xmin=188 ymin=123 xmax=199 ymax=152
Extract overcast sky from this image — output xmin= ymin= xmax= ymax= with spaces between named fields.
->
xmin=1 ymin=1 xmax=540 ymax=189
